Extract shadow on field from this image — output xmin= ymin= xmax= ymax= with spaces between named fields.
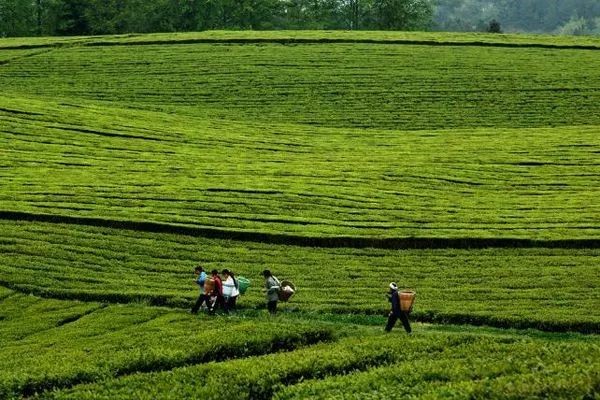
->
xmin=1 ymin=210 xmax=599 ymax=250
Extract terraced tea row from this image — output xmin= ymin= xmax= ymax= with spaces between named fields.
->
xmin=78 ymin=31 xmax=600 ymax=48
xmin=1 ymin=31 xmax=599 ymax=400
xmin=2 ymin=291 xmax=598 ymax=400
xmin=40 ymin=323 xmax=600 ymax=400
xmin=0 ymin=48 xmax=48 ymax=64
xmin=3 ymin=31 xmax=600 ymax=50
xmin=275 ymin=336 xmax=600 ymax=400
xmin=2 ymin=97 xmax=599 ymax=240
xmin=1 ymin=220 xmax=599 ymax=332
xmin=0 ymin=291 xmax=334 ymax=399
xmin=1 ymin=39 xmax=599 ymax=129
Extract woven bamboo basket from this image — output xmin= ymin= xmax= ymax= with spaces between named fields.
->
xmin=278 ymin=280 xmax=296 ymax=302
xmin=399 ymin=291 xmax=416 ymax=313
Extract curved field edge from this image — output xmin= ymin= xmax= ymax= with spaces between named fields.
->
xmin=1 ymin=220 xmax=598 ymax=333
xmin=1 ymin=31 xmax=600 ymax=50
xmin=0 ymin=292 xmax=335 ymax=399
xmin=2 ymin=44 xmax=599 ymax=131
xmin=2 ymin=96 xmax=599 ymax=241
xmin=274 ymin=343 xmax=600 ymax=400
xmin=2 ymin=210 xmax=599 ymax=249
xmin=38 ymin=329 xmax=600 ymax=400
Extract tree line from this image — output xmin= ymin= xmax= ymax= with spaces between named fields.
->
xmin=0 ymin=0 xmax=433 ymax=36
xmin=2 ymin=0 xmax=599 ymax=37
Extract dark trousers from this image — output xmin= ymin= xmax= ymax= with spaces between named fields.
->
xmin=385 ymin=311 xmax=412 ymax=333
xmin=191 ymin=294 xmax=209 ymax=314
xmin=267 ymin=300 xmax=277 ymax=315
xmin=224 ymin=296 xmax=237 ymax=313
xmin=209 ymin=295 xmax=225 ymax=314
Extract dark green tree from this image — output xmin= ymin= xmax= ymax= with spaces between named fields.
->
xmin=0 ymin=0 xmax=35 ymax=36
xmin=487 ymin=18 xmax=501 ymax=32
xmin=342 ymin=0 xmax=363 ymax=29
xmin=372 ymin=0 xmax=432 ymax=30
xmin=55 ymin=0 xmax=89 ymax=35
xmin=0 ymin=0 xmax=437 ymax=36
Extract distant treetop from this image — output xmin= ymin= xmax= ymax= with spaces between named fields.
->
xmin=0 ymin=0 xmax=433 ymax=37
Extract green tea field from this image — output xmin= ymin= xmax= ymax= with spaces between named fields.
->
xmin=1 ymin=31 xmax=599 ymax=399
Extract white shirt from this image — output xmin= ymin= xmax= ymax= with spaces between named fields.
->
xmin=222 ymin=276 xmax=240 ymax=297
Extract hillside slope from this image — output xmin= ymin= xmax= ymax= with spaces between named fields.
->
xmin=1 ymin=31 xmax=599 ymax=400
xmin=1 ymin=95 xmax=598 ymax=240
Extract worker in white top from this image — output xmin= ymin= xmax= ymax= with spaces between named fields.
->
xmin=221 ymin=269 xmax=240 ymax=313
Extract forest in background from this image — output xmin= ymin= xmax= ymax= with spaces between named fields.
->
xmin=0 ymin=0 xmax=599 ymax=37
xmin=435 ymin=0 xmax=600 ymax=35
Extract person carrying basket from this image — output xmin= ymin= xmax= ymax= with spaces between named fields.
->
xmin=221 ymin=269 xmax=240 ymax=313
xmin=385 ymin=282 xmax=412 ymax=333
xmin=262 ymin=269 xmax=281 ymax=315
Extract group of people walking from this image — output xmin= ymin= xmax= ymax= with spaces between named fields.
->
xmin=191 ymin=266 xmax=285 ymax=316
xmin=190 ymin=266 xmax=240 ymax=314
xmin=190 ymin=265 xmax=412 ymax=334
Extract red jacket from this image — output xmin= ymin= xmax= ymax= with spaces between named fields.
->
xmin=212 ymin=276 xmax=223 ymax=296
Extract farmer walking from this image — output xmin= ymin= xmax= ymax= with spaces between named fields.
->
xmin=385 ymin=282 xmax=412 ymax=333
xmin=263 ymin=269 xmax=281 ymax=315
xmin=208 ymin=269 xmax=224 ymax=313
xmin=191 ymin=265 xmax=209 ymax=314
xmin=221 ymin=269 xmax=240 ymax=313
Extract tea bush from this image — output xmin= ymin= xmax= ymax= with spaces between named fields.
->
xmin=1 ymin=221 xmax=598 ymax=333
xmin=0 ymin=295 xmax=334 ymax=399
xmin=42 ymin=329 xmax=600 ymax=399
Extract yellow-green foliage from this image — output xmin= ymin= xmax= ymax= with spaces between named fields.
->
xmin=39 ymin=328 xmax=600 ymax=400
xmin=1 ymin=96 xmax=599 ymax=240
xmin=1 ymin=221 xmax=599 ymax=332
xmin=0 ymin=295 xmax=333 ymax=399
xmin=0 ymin=32 xmax=598 ymax=400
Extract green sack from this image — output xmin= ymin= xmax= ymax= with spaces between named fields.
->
xmin=237 ymin=276 xmax=250 ymax=295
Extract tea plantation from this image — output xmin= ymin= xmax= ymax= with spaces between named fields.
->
xmin=0 ymin=31 xmax=599 ymax=399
